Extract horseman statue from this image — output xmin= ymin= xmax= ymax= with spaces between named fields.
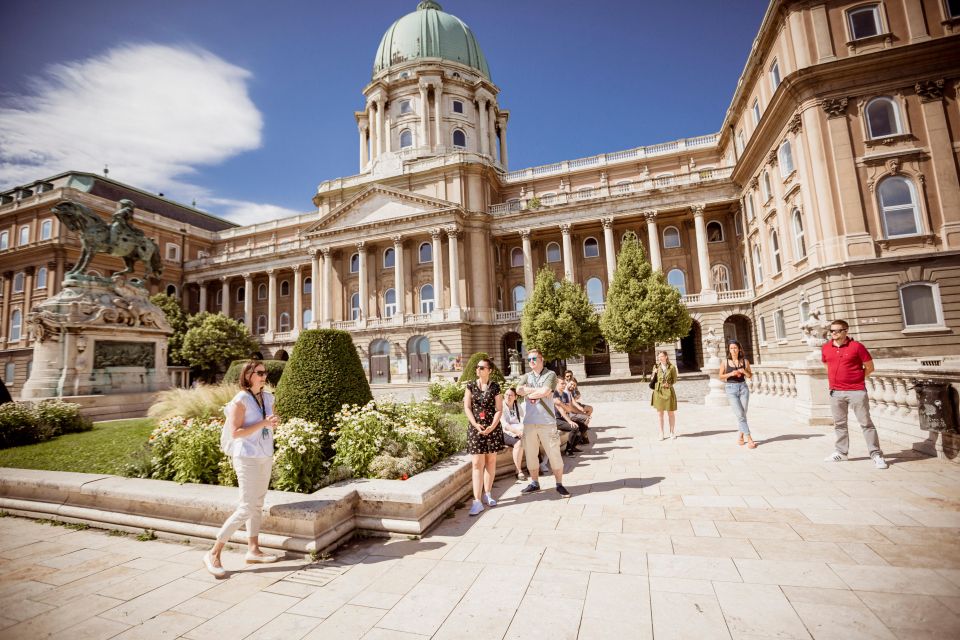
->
xmin=52 ymin=199 xmax=162 ymax=282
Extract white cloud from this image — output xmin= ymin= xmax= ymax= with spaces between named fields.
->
xmin=205 ymin=197 xmax=305 ymax=226
xmin=0 ymin=43 xmax=266 ymax=212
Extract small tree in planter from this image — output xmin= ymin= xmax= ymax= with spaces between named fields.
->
xmin=521 ymin=267 xmax=601 ymax=362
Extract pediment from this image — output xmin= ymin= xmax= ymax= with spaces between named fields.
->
xmin=304 ymin=185 xmax=460 ymax=235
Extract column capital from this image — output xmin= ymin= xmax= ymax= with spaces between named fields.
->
xmin=242 ymin=272 xmax=252 ymax=281
xmin=355 ymin=240 xmax=366 ymax=253
xmin=24 ymin=266 xmax=35 ymax=276
xmin=915 ymin=79 xmax=944 ymax=102
xmin=601 ymin=217 xmax=614 ymax=230
xmin=691 ymin=204 xmax=706 ymax=218
xmin=767 ymin=148 xmax=779 ymax=166
xmin=445 ymin=226 xmax=461 ymax=239
xmin=518 ymin=228 xmax=531 ymax=240
xmin=320 ymin=246 xmax=332 ymax=257
xmin=220 ymin=275 xmax=231 ymax=283
xmin=787 ymin=112 xmax=802 ymax=134
xmin=196 ymin=278 xmax=205 ymax=286
xmin=391 ymin=234 xmax=404 ymax=246
xmin=643 ymin=210 xmax=658 ymax=222
xmin=266 ymin=268 xmax=276 ymax=277
xmin=820 ymin=96 xmax=848 ymax=118
xmin=559 ymin=223 xmax=571 ymax=235
xmin=430 ymin=227 xmax=444 ymax=240
xmin=291 ymin=263 xmax=302 ymax=273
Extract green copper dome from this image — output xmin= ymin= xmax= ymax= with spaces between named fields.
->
xmin=373 ymin=1 xmax=491 ymax=80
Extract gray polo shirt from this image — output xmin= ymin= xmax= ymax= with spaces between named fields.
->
xmin=521 ymin=368 xmax=557 ymax=426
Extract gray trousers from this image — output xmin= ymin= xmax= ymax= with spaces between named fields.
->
xmin=830 ymin=390 xmax=882 ymax=457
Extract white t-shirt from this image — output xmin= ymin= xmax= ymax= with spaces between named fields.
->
xmin=221 ymin=390 xmax=275 ymax=458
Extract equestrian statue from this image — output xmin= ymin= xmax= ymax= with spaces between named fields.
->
xmin=51 ymin=199 xmax=163 ymax=281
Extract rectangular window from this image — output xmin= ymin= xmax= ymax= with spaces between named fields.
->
xmin=900 ymin=283 xmax=944 ymax=328
xmin=166 ymin=243 xmax=181 ymax=261
xmin=948 ymin=0 xmax=960 ymax=19
xmin=774 ymin=309 xmax=786 ymax=340
xmin=4 ymin=362 xmax=13 ymax=385
xmin=752 ymin=100 xmax=761 ymax=126
xmin=18 ymin=226 xmax=29 ymax=246
xmin=40 ymin=219 xmax=53 ymax=240
xmin=769 ymin=59 xmax=781 ymax=91
xmin=452 ymin=100 xmax=464 ymax=114
xmin=0 ymin=231 xmax=7 ymax=250
xmin=848 ymin=5 xmax=881 ymax=40
xmin=759 ymin=316 xmax=768 ymax=343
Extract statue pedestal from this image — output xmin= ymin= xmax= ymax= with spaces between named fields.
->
xmin=21 ymin=277 xmax=172 ymax=399
xmin=703 ymin=360 xmax=729 ymax=407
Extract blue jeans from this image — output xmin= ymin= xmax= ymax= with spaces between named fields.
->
xmin=725 ymin=382 xmax=750 ymax=435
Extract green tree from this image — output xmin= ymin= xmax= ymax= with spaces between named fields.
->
xmin=520 ymin=268 xmax=601 ymax=361
xmin=149 ymin=293 xmax=189 ymax=365
xmin=180 ymin=312 xmax=260 ymax=382
xmin=458 ymin=352 xmax=506 ymax=386
xmin=600 ymin=232 xmax=692 ymax=369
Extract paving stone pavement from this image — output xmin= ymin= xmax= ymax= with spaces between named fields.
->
xmin=2 ymin=400 xmax=960 ymax=639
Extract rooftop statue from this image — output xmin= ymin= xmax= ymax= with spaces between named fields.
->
xmin=52 ymin=199 xmax=163 ymax=282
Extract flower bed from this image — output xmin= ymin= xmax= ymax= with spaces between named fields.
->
xmin=0 ymin=400 xmax=93 ymax=449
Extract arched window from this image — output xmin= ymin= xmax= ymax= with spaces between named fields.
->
xmin=235 ymin=315 xmax=245 ymax=326
xmin=383 ymin=247 xmax=395 ymax=268
xmin=583 ymin=237 xmax=600 ymax=258
xmin=546 ymin=242 xmax=561 ymax=263
xmin=706 ymin=221 xmax=724 ymax=243
xmin=256 ymin=314 xmax=267 ymax=335
xmin=752 ymin=245 xmax=764 ymax=283
xmin=712 ymin=264 xmax=731 ymax=292
xmin=878 ymin=176 xmax=921 ymax=238
xmin=257 ymin=283 xmax=267 ymax=300
xmin=497 ymin=285 xmax=503 ymax=312
xmin=586 ymin=277 xmax=604 ymax=304
xmin=662 ymin=226 xmax=681 ymax=249
xmin=10 ymin=309 xmax=22 ymax=341
xmin=865 ymin=97 xmax=902 ymax=139
xmin=303 ymin=308 xmax=312 ymax=328
xmin=280 ymin=280 xmax=290 ymax=297
xmin=452 ymin=129 xmax=466 ymax=148
xmin=36 ymin=267 xmax=48 ymax=289
xmin=512 ymin=285 xmax=526 ymax=311
xmin=899 ymin=283 xmax=944 ymax=328
xmin=350 ymin=293 xmax=361 ymax=320
xmin=419 ymin=284 xmax=435 ymax=314
xmin=18 ymin=226 xmax=29 ymax=246
xmin=667 ymin=269 xmax=686 ymax=296
xmin=399 ymin=129 xmax=413 ymax=148
xmin=40 ymin=220 xmax=52 ymax=240
xmin=770 ymin=230 xmax=782 ymax=274
xmin=799 ymin=300 xmax=811 ymax=324
xmin=0 ymin=231 xmax=7 ymax=250
xmin=236 ymin=286 xmax=245 ymax=303
xmin=349 ymin=253 xmax=360 ymax=273
xmin=792 ymin=208 xmax=807 ymax=258
xmin=734 ymin=212 xmax=744 ymax=237
xmin=745 ymin=192 xmax=755 ymax=220
xmin=762 ymin=171 xmax=772 ymax=201
xmin=165 ymin=283 xmax=176 ymax=297
xmin=303 ymin=277 xmax=312 ymax=295
xmin=778 ymin=140 xmax=794 ymax=177
xmin=216 ymin=290 xmax=223 ymax=307
xmin=848 ymin=4 xmax=881 ymax=40
xmin=399 ymin=100 xmax=412 ymax=114
xmin=279 ymin=312 xmax=291 ymax=332
xmin=769 ymin=58 xmax=781 ymax=91
xmin=384 ymin=288 xmax=397 ymax=318
xmin=452 ymin=100 xmax=464 ymax=114
xmin=419 ymin=242 xmax=432 ymax=264
xmin=511 ymin=247 xmax=524 ymax=267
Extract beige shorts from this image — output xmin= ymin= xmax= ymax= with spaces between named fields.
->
xmin=522 ymin=423 xmax=563 ymax=474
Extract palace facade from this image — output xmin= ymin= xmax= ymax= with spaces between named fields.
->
xmin=2 ymin=0 xmax=960 ymax=393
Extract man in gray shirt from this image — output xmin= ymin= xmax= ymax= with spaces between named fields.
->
xmin=517 ymin=349 xmax=570 ymax=497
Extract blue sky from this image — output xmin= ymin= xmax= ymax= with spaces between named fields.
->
xmin=0 ymin=1 xmax=768 ymax=223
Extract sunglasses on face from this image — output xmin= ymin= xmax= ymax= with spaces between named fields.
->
xmin=476 ymin=365 xmax=488 ymax=370
xmin=830 ymin=329 xmax=846 ymax=334
xmin=253 ymin=370 xmax=267 ymax=376
xmin=527 ymin=357 xmax=538 ymax=362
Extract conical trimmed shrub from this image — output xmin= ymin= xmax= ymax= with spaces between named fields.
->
xmin=458 ymin=352 xmax=506 ymax=386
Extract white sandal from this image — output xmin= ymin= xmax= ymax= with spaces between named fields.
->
xmin=203 ymin=552 xmax=226 ymax=578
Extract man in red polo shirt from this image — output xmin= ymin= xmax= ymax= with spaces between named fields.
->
xmin=822 ymin=319 xmax=887 ymax=469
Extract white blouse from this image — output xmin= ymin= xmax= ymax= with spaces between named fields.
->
xmin=221 ymin=390 xmax=275 ymax=458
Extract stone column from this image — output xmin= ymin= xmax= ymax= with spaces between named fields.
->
xmin=22 ymin=268 xmax=34 ymax=326
xmin=376 ymin=99 xmax=386 ymax=157
xmin=198 ymin=280 xmax=207 ymax=312
xmin=446 ymin=227 xmax=461 ymax=316
xmin=243 ymin=273 xmax=254 ymax=329
xmin=393 ymin=235 xmax=406 ymax=319
xmin=601 ymin=217 xmax=616 ymax=282
xmin=433 ymin=83 xmax=443 ymax=151
xmin=560 ymin=223 xmax=575 ymax=282
xmin=292 ymin=264 xmax=302 ymax=333
xmin=368 ymin=102 xmax=378 ymax=161
xmin=499 ymin=117 xmax=509 ymax=169
xmin=322 ymin=248 xmax=333 ymax=325
xmin=419 ymin=84 xmax=429 ymax=149
xmin=488 ymin=102 xmax=497 ymax=162
xmin=821 ymin=97 xmax=873 ymax=258
xmin=431 ymin=228 xmax=444 ymax=314
xmin=358 ymin=123 xmax=368 ymax=171
xmin=916 ymin=81 xmax=960 ymax=247
xmin=645 ymin=210 xmax=662 ymax=271
xmin=220 ymin=276 xmax=231 ymax=317
xmin=267 ymin=269 xmax=277 ymax=334
xmin=384 ymin=110 xmax=392 ymax=154
xmin=0 ymin=272 xmax=10 ymax=341
xmin=903 ymin=0 xmax=930 ymax=42
xmin=478 ymin=100 xmax=489 ymax=156
xmin=520 ymin=228 xmax=534 ymax=294
xmin=356 ymin=241 xmax=367 ymax=321
xmin=692 ymin=205 xmax=714 ymax=296
xmin=310 ymin=250 xmax=321 ymax=328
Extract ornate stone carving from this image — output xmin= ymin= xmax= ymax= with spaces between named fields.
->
xmin=643 ymin=210 xmax=658 ymax=222
xmin=787 ymin=113 xmax=802 ymax=134
xmin=430 ymin=227 xmax=443 ymax=240
xmin=800 ymin=307 xmax=830 ymax=360
xmin=355 ymin=240 xmax=366 ymax=252
xmin=915 ymin=79 xmax=944 ymax=102
xmin=887 ymin=158 xmax=902 ymax=175
xmin=821 ymin=97 xmax=848 ymax=118
xmin=320 ymin=246 xmax=331 ymax=258
xmin=445 ymin=226 xmax=461 ymax=239
xmin=703 ymin=327 xmax=722 ymax=363
xmin=94 ymin=340 xmax=156 ymax=369
xmin=749 ymin=176 xmax=759 ymax=190
xmin=391 ymin=234 xmax=403 ymax=246
xmin=518 ymin=228 xmax=531 ymax=239
xmin=690 ymin=204 xmax=705 ymax=217
xmin=601 ymin=217 xmax=614 ymax=230
xmin=559 ymin=223 xmax=571 ymax=234
xmin=767 ymin=149 xmax=779 ymax=166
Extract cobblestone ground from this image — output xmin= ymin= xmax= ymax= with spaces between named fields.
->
xmin=2 ymin=401 xmax=960 ymax=639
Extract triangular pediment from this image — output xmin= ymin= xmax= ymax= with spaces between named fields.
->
xmin=304 ymin=184 xmax=460 ymax=235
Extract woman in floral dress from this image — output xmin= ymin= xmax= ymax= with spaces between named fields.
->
xmin=463 ymin=358 xmax=504 ymax=516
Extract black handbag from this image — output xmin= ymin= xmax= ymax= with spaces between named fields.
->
xmin=648 ymin=370 xmax=657 ymax=390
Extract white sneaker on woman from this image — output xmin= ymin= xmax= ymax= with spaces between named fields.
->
xmin=203 ymin=552 xmax=226 ymax=578
xmin=468 ymin=499 xmax=484 ymax=516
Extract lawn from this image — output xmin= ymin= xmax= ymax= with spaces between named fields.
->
xmin=0 ymin=418 xmax=155 ymax=475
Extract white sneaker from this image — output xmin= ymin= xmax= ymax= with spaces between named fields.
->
xmin=483 ymin=493 xmax=497 ymax=507
xmin=671 ymin=433 xmax=677 ymax=440
xmin=872 ymin=454 xmax=888 ymax=469
xmin=824 ymin=451 xmax=848 ymax=462
xmin=468 ymin=499 xmax=484 ymax=516
xmin=203 ymin=552 xmax=226 ymax=578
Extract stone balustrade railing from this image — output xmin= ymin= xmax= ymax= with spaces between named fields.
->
xmin=749 ymin=366 xmax=799 ymax=400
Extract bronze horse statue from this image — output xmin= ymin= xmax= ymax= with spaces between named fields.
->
xmin=52 ymin=199 xmax=163 ymax=280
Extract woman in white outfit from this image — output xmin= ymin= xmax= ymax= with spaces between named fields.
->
xmin=204 ymin=361 xmax=280 ymax=577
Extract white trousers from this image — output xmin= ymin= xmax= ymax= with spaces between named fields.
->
xmin=216 ymin=456 xmax=272 ymax=544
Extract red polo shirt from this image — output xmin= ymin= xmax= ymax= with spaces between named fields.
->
xmin=821 ymin=338 xmax=872 ymax=391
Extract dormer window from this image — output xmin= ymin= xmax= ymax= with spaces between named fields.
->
xmin=452 ymin=100 xmax=464 ymax=114
xmin=848 ymin=5 xmax=881 ymax=40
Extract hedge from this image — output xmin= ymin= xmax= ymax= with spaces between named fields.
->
xmin=0 ymin=400 xmax=93 ymax=449
xmin=223 ymin=359 xmax=286 ymax=387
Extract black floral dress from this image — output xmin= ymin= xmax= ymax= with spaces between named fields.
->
xmin=466 ymin=380 xmax=504 ymax=454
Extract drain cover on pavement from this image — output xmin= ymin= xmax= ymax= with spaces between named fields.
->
xmin=282 ymin=561 xmax=351 ymax=587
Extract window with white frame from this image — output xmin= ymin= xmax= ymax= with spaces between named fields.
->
xmin=545 ymin=242 xmax=561 ymax=263
xmin=762 ymin=172 xmax=772 ymax=201
xmin=236 ymin=286 xmax=245 ymax=303
xmin=769 ymin=59 xmax=781 ymax=91
xmin=799 ymin=300 xmax=811 ymax=324
xmin=770 ymin=230 xmax=782 ymax=274
xmin=792 ymin=208 xmax=807 ymax=258
xmin=256 ymin=314 xmax=267 ymax=335
xmin=13 ymin=272 xmax=24 ymax=293
xmin=216 ymin=290 xmax=223 ymax=306
xmin=878 ymin=176 xmax=921 ymax=237
xmin=399 ymin=100 xmax=412 ymax=115
xmin=280 ymin=280 xmax=290 ymax=297
xmin=40 ymin=219 xmax=52 ymax=240
xmin=752 ymin=245 xmax=764 ymax=283
xmin=257 ymin=283 xmax=267 ymax=300
xmin=734 ymin=212 xmax=744 ymax=236
xmin=662 ymin=226 xmax=681 ymax=249
xmin=865 ymin=97 xmax=902 ymax=138
xmin=452 ymin=129 xmax=466 ymax=148
xmin=383 ymin=247 xmax=395 ymax=268
xmin=947 ymin=0 xmax=960 ymax=18
xmin=303 ymin=308 xmax=312 ymax=327
xmin=667 ymin=269 xmax=686 ymax=296
xmin=4 ymin=362 xmax=14 ymax=384
xmin=497 ymin=286 xmax=503 ymax=312
xmin=0 ymin=231 xmax=7 ymax=250
xmin=420 ymin=284 xmax=435 ymax=313
xmin=741 ymin=260 xmax=748 ymax=289
xmin=10 ymin=309 xmax=22 ymax=341
xmin=350 ymin=293 xmax=361 ymax=320
xmin=759 ymin=316 xmax=768 ymax=342
xmin=279 ymin=312 xmax=291 ymax=332
xmin=166 ymin=283 xmax=176 ymax=296
xmin=774 ymin=309 xmax=786 ymax=340
xmin=512 ymin=285 xmax=526 ymax=311
xmin=511 ymin=247 xmax=524 ymax=267
xmin=349 ymin=253 xmax=360 ymax=273
xmin=399 ymin=129 xmax=413 ymax=148
xmin=166 ymin=243 xmax=180 ymax=261
xmin=778 ymin=141 xmax=794 ymax=177
xmin=745 ymin=192 xmax=755 ymax=220
xmin=384 ymin=288 xmax=397 ymax=318
xmin=712 ymin=264 xmax=731 ymax=292
xmin=583 ymin=237 xmax=600 ymax=258
xmin=848 ymin=4 xmax=882 ymax=40
xmin=899 ymin=282 xmax=944 ymax=328
xmin=36 ymin=267 xmax=47 ymax=289
xmin=752 ymin=99 xmax=761 ymax=125
xmin=452 ymin=100 xmax=464 ymax=114
xmin=735 ymin=130 xmax=745 ymax=155
xmin=18 ymin=226 xmax=29 ymax=246
xmin=419 ymin=242 xmax=432 ymax=263
xmin=706 ymin=221 xmax=724 ymax=243
xmin=586 ymin=277 xmax=604 ymax=304
xmin=303 ymin=277 xmax=312 ymax=295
